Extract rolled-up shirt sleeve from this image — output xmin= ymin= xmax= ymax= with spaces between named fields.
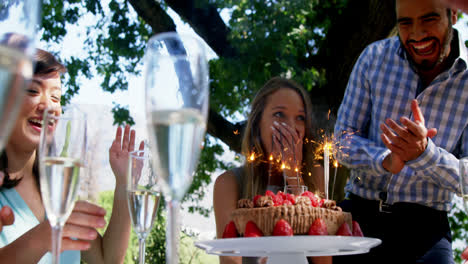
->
xmin=406 ymin=126 xmax=468 ymax=194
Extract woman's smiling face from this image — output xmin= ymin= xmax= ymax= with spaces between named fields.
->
xmin=8 ymin=72 xmax=62 ymax=149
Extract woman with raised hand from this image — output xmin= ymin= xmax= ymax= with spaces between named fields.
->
xmin=214 ymin=77 xmax=330 ymax=264
xmin=0 ymin=48 xmax=140 ymax=263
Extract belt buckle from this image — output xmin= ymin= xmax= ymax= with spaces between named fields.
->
xmin=379 ymin=200 xmax=392 ymax=213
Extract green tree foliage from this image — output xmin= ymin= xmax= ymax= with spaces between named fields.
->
xmin=209 ymin=0 xmax=343 ymax=117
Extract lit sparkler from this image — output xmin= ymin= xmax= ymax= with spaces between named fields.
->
xmin=323 ymin=141 xmax=331 ymax=200
xmin=331 ymin=160 xmax=339 ymax=200
xmin=249 ymin=152 xmax=255 ymax=162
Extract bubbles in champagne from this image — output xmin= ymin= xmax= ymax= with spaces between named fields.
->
xmin=40 ymin=157 xmax=82 ymax=226
xmin=148 ymin=108 xmax=206 ymax=201
xmin=127 ymin=190 xmax=161 ymax=239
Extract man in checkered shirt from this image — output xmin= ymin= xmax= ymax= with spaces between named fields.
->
xmin=333 ymin=0 xmax=468 ymax=263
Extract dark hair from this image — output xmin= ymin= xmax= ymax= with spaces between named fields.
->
xmin=241 ymin=77 xmax=319 ymax=198
xmin=1 ymin=49 xmax=66 ymax=190
xmin=34 ymin=49 xmax=67 ymax=76
xmin=0 ymin=153 xmax=40 ymax=189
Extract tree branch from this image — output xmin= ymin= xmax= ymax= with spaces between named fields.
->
xmin=165 ymin=0 xmax=238 ymax=58
xmin=127 ymin=0 xmax=176 ymax=34
xmin=207 ymin=109 xmax=245 ymax=153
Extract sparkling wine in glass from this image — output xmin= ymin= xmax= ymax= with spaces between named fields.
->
xmin=144 ymin=32 xmax=208 ymax=264
xmin=459 ymin=157 xmax=468 ymax=213
xmin=39 ymin=106 xmax=87 ymax=264
xmin=0 ymin=0 xmax=41 ymax=151
xmin=127 ymin=150 xmax=161 ymax=264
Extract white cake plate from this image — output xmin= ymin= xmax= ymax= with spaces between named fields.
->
xmin=195 ymin=236 xmax=381 ymax=264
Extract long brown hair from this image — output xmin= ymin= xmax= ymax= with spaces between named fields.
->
xmin=241 ymin=77 xmax=319 ymax=199
xmin=1 ymin=49 xmax=66 ymax=189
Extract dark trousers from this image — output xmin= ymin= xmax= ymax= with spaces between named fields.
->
xmin=333 ymin=193 xmax=454 ymax=264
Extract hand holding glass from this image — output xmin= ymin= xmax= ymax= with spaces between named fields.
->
xmin=145 ymin=32 xmax=209 ymax=264
xmin=127 ymin=150 xmax=161 ymax=264
xmin=39 ymin=106 xmax=87 ymax=264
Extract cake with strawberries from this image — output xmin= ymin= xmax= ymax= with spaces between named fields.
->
xmin=225 ymin=190 xmax=358 ymax=237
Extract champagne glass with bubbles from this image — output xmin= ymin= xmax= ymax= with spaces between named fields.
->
xmin=0 ymin=0 xmax=41 ymax=151
xmin=127 ymin=149 xmax=161 ymax=264
xmin=144 ymin=32 xmax=208 ymax=264
xmin=459 ymin=157 xmax=468 ymax=213
xmin=39 ymin=105 xmax=87 ymax=264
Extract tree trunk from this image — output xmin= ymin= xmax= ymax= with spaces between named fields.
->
xmin=314 ymin=0 xmax=396 ymax=113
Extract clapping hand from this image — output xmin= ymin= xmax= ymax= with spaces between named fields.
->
xmin=380 ymin=100 xmax=437 ymax=173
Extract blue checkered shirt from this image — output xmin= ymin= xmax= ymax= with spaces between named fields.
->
xmin=334 ymin=31 xmax=468 ymax=211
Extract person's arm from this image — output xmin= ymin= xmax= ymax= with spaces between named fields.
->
xmin=214 ymin=170 xmax=242 ymax=264
xmin=82 ymin=125 xmax=141 ymax=264
xmin=0 ymin=220 xmax=50 ymax=263
xmin=334 ymin=46 xmax=392 ymax=176
xmin=380 ymin=99 xmax=465 ymax=194
xmin=0 ymin=200 xmax=105 ymax=263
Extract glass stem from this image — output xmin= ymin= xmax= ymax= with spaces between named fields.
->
xmin=166 ymin=199 xmax=180 ymax=264
xmin=51 ymin=225 xmax=63 ymax=264
xmin=139 ymin=238 xmax=146 ymax=264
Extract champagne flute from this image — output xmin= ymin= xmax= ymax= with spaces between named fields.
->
xmin=459 ymin=157 xmax=468 ymax=213
xmin=284 ymin=185 xmax=307 ymax=195
xmin=127 ymin=149 xmax=161 ymax=264
xmin=0 ymin=0 xmax=41 ymax=151
xmin=39 ymin=105 xmax=87 ymax=264
xmin=144 ymin=32 xmax=208 ymax=264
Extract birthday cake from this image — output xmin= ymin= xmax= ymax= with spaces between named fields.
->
xmin=225 ymin=190 xmax=356 ymax=237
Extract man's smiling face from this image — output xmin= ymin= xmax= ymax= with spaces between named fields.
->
xmin=396 ymin=0 xmax=456 ymax=71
